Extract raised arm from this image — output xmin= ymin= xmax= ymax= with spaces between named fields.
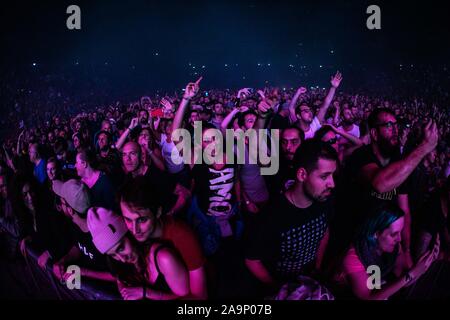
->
xmin=361 ymin=121 xmax=438 ymax=193
xmin=288 ymin=87 xmax=307 ymax=124
xmin=172 ymin=77 xmax=202 ymax=132
xmin=115 ymin=117 xmax=138 ymax=150
xmin=317 ymin=71 xmax=343 ymax=124
xmin=329 ymin=124 xmax=364 ymax=147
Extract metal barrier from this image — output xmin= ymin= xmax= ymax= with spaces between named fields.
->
xmin=21 ymin=244 xmax=121 ymax=300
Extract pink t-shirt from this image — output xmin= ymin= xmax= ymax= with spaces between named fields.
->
xmin=334 ymin=246 xmax=366 ymax=286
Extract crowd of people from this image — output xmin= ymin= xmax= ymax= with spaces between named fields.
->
xmin=1 ymin=69 xmax=449 ymax=300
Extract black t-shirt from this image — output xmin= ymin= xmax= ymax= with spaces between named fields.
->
xmin=143 ymin=165 xmax=177 ymax=212
xmin=418 ymin=192 xmax=449 ymax=251
xmin=264 ymin=157 xmax=296 ymax=198
xmin=246 ymin=194 xmax=333 ymax=281
xmin=68 ymin=223 xmax=109 ymax=272
xmin=89 ymin=172 xmax=117 ymax=210
xmin=192 ymin=163 xmax=237 ymax=217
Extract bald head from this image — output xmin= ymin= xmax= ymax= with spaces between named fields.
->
xmin=121 ymin=141 xmax=142 ymax=174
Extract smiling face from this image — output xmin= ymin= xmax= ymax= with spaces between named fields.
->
xmin=120 ymin=200 xmax=158 ymax=243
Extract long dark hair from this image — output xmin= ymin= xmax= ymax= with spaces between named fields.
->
xmin=354 ymin=203 xmax=405 ymax=278
xmin=10 ymin=174 xmax=42 ymax=236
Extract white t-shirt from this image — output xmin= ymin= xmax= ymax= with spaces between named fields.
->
xmin=304 ymin=117 xmax=322 ymax=140
xmin=337 ymin=124 xmax=360 ymax=138
xmin=159 ymin=133 xmax=185 ymax=174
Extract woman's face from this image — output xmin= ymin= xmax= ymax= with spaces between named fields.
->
xmin=376 ymin=217 xmax=404 ymax=253
xmin=46 ymin=162 xmax=58 ymax=181
xmin=107 ymin=236 xmax=139 ymax=265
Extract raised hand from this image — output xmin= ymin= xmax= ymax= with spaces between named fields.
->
xmin=238 ymin=88 xmax=252 ymax=99
xmin=330 ymin=71 xmax=343 ymax=88
xmin=128 ymin=117 xmax=139 ymax=130
xmin=296 ymin=87 xmax=307 ymax=95
xmin=421 ymin=120 xmax=439 ymax=154
xmin=258 ymin=98 xmax=275 ymax=115
xmin=183 ymin=77 xmax=202 ymax=100
xmin=238 ymin=106 xmax=249 ymax=113
xmin=256 ymin=90 xmax=266 ymax=100
xmin=160 ymin=98 xmax=173 ymax=111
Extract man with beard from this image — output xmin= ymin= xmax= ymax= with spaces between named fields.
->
xmin=138 ymin=109 xmax=150 ymax=129
xmin=245 ymin=140 xmax=338 ymax=291
xmin=265 ymin=126 xmax=304 ymax=198
xmin=96 ymin=130 xmax=123 ymax=185
xmin=336 ymin=108 xmax=438 ymax=266
xmin=209 ymin=103 xmax=226 ymax=129
xmin=338 ymin=108 xmax=360 ymax=138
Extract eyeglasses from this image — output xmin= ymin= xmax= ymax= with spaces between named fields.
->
xmin=376 ymin=121 xmax=398 ymax=129
xmin=300 ymin=108 xmax=312 ymax=114
xmin=325 ymin=138 xmax=337 ymax=145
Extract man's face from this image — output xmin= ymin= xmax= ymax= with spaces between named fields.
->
xmin=75 ymin=153 xmax=86 ymax=177
xmin=54 ymin=117 xmax=60 ymax=126
xmin=297 ymin=105 xmax=313 ymax=124
xmin=342 ymin=109 xmax=354 ymax=124
xmin=121 ymin=143 xmax=141 ymax=173
xmin=281 ymin=128 xmax=302 ymax=161
xmin=46 ymin=162 xmax=58 ymax=181
xmin=102 ymin=121 xmax=112 ymax=133
xmin=213 ymin=104 xmax=224 ymax=115
xmin=22 ymin=183 xmax=35 ymax=211
xmin=59 ymin=197 xmax=75 ymax=220
xmin=97 ymin=133 xmax=110 ymax=151
xmin=29 ymin=144 xmax=38 ymax=162
xmin=302 ymin=158 xmax=337 ymax=202
xmin=377 ymin=217 xmax=404 ymax=253
xmin=120 ymin=201 xmax=157 ymax=242
xmin=374 ymin=112 xmax=399 ymax=157
xmin=243 ymin=113 xmax=256 ymax=130
xmin=139 ymin=111 xmax=148 ymax=125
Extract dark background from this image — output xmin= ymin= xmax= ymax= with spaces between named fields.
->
xmin=1 ymin=0 xmax=449 ymax=93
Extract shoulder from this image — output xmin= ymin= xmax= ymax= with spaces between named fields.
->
xmin=342 ymin=246 xmax=366 ymax=275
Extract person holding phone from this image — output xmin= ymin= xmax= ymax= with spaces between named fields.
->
xmin=331 ymin=203 xmax=444 ymax=300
